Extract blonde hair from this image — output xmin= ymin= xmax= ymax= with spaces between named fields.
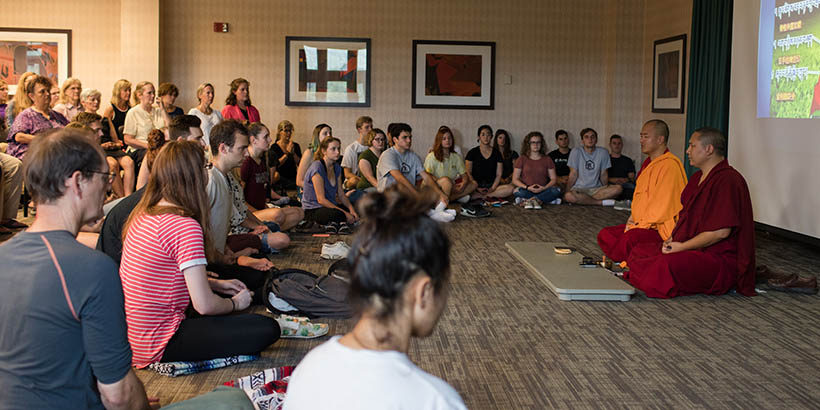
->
xmin=110 ymin=79 xmax=132 ymax=107
xmin=131 ymin=81 xmax=154 ymax=106
xmin=59 ymin=77 xmax=82 ymax=104
xmin=196 ymin=82 xmax=214 ymax=103
xmin=275 ymin=120 xmax=293 ymax=142
xmin=12 ymin=72 xmax=37 ymax=116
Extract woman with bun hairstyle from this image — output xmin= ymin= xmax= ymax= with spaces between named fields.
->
xmin=285 ymin=187 xmax=467 ymax=410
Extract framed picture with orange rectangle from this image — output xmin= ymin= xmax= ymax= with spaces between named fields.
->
xmin=412 ymin=40 xmax=495 ymax=110
xmin=0 ymin=28 xmax=71 ymax=95
xmin=285 ymin=36 xmax=371 ymax=107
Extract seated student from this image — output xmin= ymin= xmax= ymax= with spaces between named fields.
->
xmin=355 ymin=128 xmax=387 ymax=192
xmin=512 ymin=131 xmax=561 ymax=209
xmin=607 ymin=134 xmax=636 ymax=200
xmin=563 ymin=128 xmax=622 ymax=206
xmin=268 ymin=120 xmax=302 ymax=191
xmin=494 ymin=128 xmax=519 ymax=185
xmin=342 ymin=115 xmax=373 ymax=189
xmin=2 ymin=129 xmax=152 ymax=408
xmin=285 ymin=187 xmax=467 ymax=410
xmin=465 ymin=124 xmax=514 ymax=200
xmin=598 ymin=119 xmax=687 ymax=262
xmin=296 ymin=123 xmax=332 ymax=188
xmin=625 ymin=128 xmax=756 ymax=298
xmin=208 ymin=120 xmax=284 ymax=269
xmin=377 ymin=123 xmax=445 ymax=203
xmin=79 ymin=90 xmax=135 ymax=195
xmin=240 ymin=122 xmax=303 ymax=227
xmin=548 ymin=129 xmax=572 ymax=188
xmin=302 ymin=136 xmax=359 ymax=232
xmin=120 ymin=140 xmax=280 ymax=368
xmin=423 ymin=125 xmax=476 ymax=204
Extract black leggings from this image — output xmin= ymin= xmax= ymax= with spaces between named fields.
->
xmin=161 ymin=314 xmax=280 ymax=362
xmin=304 ymin=204 xmax=349 ymax=225
xmin=207 ymin=263 xmax=269 ymax=305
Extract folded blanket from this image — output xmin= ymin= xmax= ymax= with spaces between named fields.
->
xmin=224 ymin=366 xmax=295 ymax=410
xmin=148 ymin=355 xmax=259 ymax=377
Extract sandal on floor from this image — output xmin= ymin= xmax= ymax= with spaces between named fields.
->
xmin=277 ymin=315 xmax=329 ymax=339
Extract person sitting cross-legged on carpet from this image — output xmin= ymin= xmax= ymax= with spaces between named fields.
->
xmin=285 ymin=187 xmax=467 ymax=410
xmin=120 ymin=140 xmax=280 ymax=367
xmin=511 ymin=131 xmax=561 ymax=209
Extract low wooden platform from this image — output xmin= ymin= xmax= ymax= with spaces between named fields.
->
xmin=506 ymin=241 xmax=635 ymax=301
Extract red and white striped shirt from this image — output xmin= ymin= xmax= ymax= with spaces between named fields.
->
xmin=119 ymin=213 xmax=208 ymax=368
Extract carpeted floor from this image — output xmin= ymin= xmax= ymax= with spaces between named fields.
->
xmin=11 ymin=203 xmax=820 ymax=409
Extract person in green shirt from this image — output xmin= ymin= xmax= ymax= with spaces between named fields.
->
xmin=423 ymin=125 xmax=476 ymax=204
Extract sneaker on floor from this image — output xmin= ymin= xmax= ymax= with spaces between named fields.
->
xmin=614 ymin=199 xmax=632 ymax=211
xmin=337 ymin=222 xmax=352 ymax=235
xmin=428 ymin=209 xmax=455 ymax=223
xmin=321 ymin=241 xmax=350 ymax=259
xmin=524 ymin=198 xmax=535 ymax=209
xmin=531 ymin=199 xmax=543 ymax=210
xmin=460 ymin=204 xmax=491 ymax=218
xmin=277 ymin=315 xmax=329 ymax=339
xmin=549 ymin=198 xmax=562 ymax=205
xmin=324 ymin=222 xmax=339 ymax=234
xmin=514 ymin=197 xmax=525 ymax=206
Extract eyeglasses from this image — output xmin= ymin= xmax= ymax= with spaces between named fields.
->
xmin=88 ymin=170 xmax=116 ymax=184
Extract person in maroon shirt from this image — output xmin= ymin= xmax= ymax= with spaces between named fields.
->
xmin=240 ymin=122 xmax=303 ymax=231
xmin=625 ymin=128 xmax=756 ymax=298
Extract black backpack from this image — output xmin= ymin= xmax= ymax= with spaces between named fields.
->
xmin=263 ymin=259 xmax=353 ymax=319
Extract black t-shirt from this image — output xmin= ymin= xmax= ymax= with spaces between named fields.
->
xmin=268 ymin=142 xmax=302 ymax=182
xmin=548 ymin=149 xmax=571 ymax=177
xmin=500 ymin=151 xmax=519 ymax=179
xmin=608 ymin=155 xmax=636 ymax=179
xmin=97 ymin=188 xmax=146 ymax=265
xmin=465 ymin=146 xmax=503 ymax=185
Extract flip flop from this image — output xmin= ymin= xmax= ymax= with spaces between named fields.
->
xmin=277 ymin=315 xmax=329 ymax=339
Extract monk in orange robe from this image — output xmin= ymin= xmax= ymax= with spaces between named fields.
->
xmin=625 ymin=128 xmax=756 ymax=298
xmin=598 ymin=120 xmax=687 ymax=261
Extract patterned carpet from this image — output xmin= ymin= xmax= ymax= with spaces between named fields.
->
xmin=127 ymin=204 xmax=819 ymax=409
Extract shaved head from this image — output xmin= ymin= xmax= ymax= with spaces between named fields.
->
xmin=643 ymin=119 xmax=669 ymax=144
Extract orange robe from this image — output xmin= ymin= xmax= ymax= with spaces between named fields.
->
xmin=598 ymin=151 xmax=687 ymax=261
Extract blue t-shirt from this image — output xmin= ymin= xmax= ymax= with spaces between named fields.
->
xmin=0 ymin=230 xmax=131 ymax=409
xmin=302 ymin=160 xmax=342 ymax=210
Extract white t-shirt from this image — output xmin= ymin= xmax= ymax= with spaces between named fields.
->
xmin=123 ymin=105 xmax=165 ymax=143
xmin=187 ymin=107 xmax=223 ymax=147
xmin=284 ymin=336 xmax=466 ymax=410
xmin=342 ymin=140 xmax=368 ymax=174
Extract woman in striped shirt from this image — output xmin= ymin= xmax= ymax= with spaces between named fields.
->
xmin=119 ymin=140 xmax=279 ymax=367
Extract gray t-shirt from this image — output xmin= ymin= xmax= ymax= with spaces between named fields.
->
xmin=0 ymin=230 xmax=131 ymax=409
xmin=341 ymin=140 xmax=367 ymax=174
xmin=207 ymin=166 xmax=236 ymax=253
xmin=376 ymin=147 xmax=424 ymax=191
xmin=567 ymin=146 xmax=611 ymax=189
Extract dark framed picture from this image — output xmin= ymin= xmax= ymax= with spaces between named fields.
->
xmin=285 ymin=36 xmax=371 ymax=107
xmin=412 ymin=40 xmax=495 ymax=110
xmin=0 ymin=27 xmax=72 ymax=94
xmin=652 ymin=34 xmax=687 ymax=114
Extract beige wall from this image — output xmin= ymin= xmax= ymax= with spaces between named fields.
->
xmin=1 ymin=0 xmax=158 ymax=106
xmin=160 ymin=0 xmax=647 ymax=160
xmin=642 ymin=0 xmax=693 ymax=160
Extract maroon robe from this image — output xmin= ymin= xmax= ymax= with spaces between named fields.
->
xmin=624 ymin=159 xmax=756 ymax=298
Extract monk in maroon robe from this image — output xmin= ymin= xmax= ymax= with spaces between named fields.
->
xmin=624 ymin=128 xmax=756 ymax=298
